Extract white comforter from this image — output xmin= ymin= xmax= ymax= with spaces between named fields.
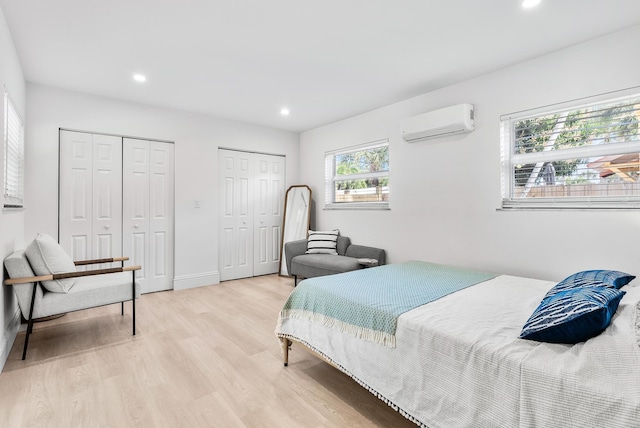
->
xmin=277 ymin=275 xmax=640 ymax=427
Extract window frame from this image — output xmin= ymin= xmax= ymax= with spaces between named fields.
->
xmin=324 ymin=138 xmax=390 ymax=210
xmin=3 ymin=90 xmax=25 ymax=209
xmin=500 ymin=88 xmax=640 ymax=210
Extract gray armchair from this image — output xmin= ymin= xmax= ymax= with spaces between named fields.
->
xmin=285 ymin=236 xmax=386 ymax=285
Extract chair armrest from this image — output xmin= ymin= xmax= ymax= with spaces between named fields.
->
xmin=4 ymin=274 xmax=56 ymax=286
xmin=74 ymin=256 xmax=129 ymax=266
xmin=285 ymin=239 xmax=308 ymax=275
xmin=345 ymin=245 xmax=386 ymax=265
xmin=4 ymin=265 xmax=141 ymax=286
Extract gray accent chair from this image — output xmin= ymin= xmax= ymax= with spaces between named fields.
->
xmin=4 ymin=249 xmax=141 ymax=360
xmin=285 ymin=236 xmax=386 ymax=285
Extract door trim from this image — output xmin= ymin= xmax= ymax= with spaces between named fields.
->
xmin=60 ymin=127 xmax=175 ymax=145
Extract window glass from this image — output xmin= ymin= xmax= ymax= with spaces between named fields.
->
xmin=325 ymin=140 xmax=389 ymax=209
xmin=501 ymin=90 xmax=640 ymax=209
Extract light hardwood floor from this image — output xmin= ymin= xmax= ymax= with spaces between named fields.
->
xmin=0 ymin=275 xmax=416 ymax=427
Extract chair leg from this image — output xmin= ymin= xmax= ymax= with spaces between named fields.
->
xmin=22 ymin=320 xmax=33 ymax=361
xmin=132 ymin=271 xmax=136 ymax=336
xmin=22 ymin=283 xmax=38 ymax=360
xmin=121 ymin=302 xmax=124 ymax=316
xmin=294 ymin=275 xmax=298 ymax=286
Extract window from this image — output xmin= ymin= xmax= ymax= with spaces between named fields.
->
xmin=4 ymin=91 xmax=25 ymax=208
xmin=325 ymin=139 xmax=389 ymax=210
xmin=501 ymin=89 xmax=640 ymax=209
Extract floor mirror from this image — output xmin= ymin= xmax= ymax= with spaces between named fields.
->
xmin=279 ymin=185 xmax=312 ymax=276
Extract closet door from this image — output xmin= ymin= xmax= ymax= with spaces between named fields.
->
xmin=59 ymin=130 xmax=122 ymax=266
xmin=253 ymin=154 xmax=285 ymax=276
xmin=219 ymin=149 xmax=254 ymax=281
xmin=149 ymin=142 xmax=174 ymax=292
xmin=122 ymin=139 xmax=150 ymax=290
xmin=219 ymin=149 xmax=285 ymax=281
xmin=123 ymin=138 xmax=174 ymax=293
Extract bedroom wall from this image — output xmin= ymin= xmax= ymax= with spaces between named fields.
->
xmin=299 ymin=25 xmax=640 ymax=282
xmin=0 ymin=7 xmax=26 ymax=369
xmin=25 ymin=84 xmax=300 ymax=290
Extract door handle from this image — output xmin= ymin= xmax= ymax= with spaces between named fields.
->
xmin=133 ymin=224 xmax=139 ymax=229
xmin=104 ymin=225 xmax=110 ymax=230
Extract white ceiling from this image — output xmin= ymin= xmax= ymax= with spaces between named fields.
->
xmin=2 ymin=1 xmax=640 ymax=132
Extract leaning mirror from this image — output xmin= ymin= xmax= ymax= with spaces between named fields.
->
xmin=279 ymin=185 xmax=312 ymax=276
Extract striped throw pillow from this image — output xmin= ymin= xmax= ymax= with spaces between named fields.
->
xmin=306 ymin=230 xmax=339 ymax=255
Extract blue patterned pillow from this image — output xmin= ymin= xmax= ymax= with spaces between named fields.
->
xmin=544 ymin=269 xmax=635 ymax=299
xmin=520 ymin=286 xmax=626 ymax=344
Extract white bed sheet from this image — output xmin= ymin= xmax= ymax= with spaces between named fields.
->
xmin=277 ymin=274 xmax=640 ymax=427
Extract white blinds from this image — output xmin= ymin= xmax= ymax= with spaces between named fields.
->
xmin=4 ymin=91 xmax=24 ymax=208
xmin=501 ymin=89 xmax=640 ymax=209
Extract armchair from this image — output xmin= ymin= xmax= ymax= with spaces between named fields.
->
xmin=285 ymin=235 xmax=386 ymax=285
xmin=4 ymin=240 xmax=141 ymax=360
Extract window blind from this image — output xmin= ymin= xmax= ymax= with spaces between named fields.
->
xmin=501 ymin=89 xmax=640 ymax=209
xmin=4 ymin=91 xmax=25 ymax=208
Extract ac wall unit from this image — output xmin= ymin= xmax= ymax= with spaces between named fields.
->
xmin=401 ymin=103 xmax=475 ymax=142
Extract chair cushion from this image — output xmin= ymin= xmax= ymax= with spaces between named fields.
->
xmin=25 ymin=233 xmax=76 ymax=293
xmin=292 ymin=254 xmax=361 ymax=278
xmin=35 ymin=272 xmax=140 ymax=318
xmin=4 ymin=250 xmax=44 ymax=316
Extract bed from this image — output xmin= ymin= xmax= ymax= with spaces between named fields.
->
xmin=275 ymin=261 xmax=640 ymax=427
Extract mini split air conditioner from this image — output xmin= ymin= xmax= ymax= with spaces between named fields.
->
xmin=401 ymin=103 xmax=475 ymax=142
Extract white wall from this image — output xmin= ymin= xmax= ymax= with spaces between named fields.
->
xmin=25 ymin=84 xmax=299 ymax=290
xmin=0 ymin=7 xmax=26 ymax=368
xmin=300 ymin=25 xmax=640 ymax=282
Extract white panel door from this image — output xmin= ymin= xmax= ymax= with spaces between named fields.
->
xmin=92 ymin=134 xmax=123 ymax=268
xmin=148 ymin=142 xmax=174 ymax=292
xmin=219 ymin=149 xmax=285 ymax=280
xmin=59 ymin=130 xmax=122 ymax=268
xmin=123 ymin=138 xmax=174 ymax=293
xmin=59 ymin=130 xmax=93 ymax=262
xmin=123 ymin=139 xmax=150 ymax=291
xmin=253 ymin=154 xmax=285 ymax=276
xmin=219 ymin=149 xmax=254 ymax=281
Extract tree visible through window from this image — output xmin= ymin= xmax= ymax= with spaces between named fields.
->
xmin=325 ymin=140 xmax=389 ymax=209
xmin=501 ymin=90 xmax=640 ymax=208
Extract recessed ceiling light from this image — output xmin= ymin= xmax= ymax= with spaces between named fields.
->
xmin=133 ymin=74 xmax=146 ymax=83
xmin=280 ymin=108 xmax=290 ymax=116
xmin=522 ymin=0 xmax=541 ymax=8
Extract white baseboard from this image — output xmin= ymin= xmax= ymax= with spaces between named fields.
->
xmin=0 ymin=309 xmax=22 ymax=371
xmin=173 ymin=271 xmax=220 ymax=291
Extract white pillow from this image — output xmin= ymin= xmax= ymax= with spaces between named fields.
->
xmin=306 ymin=230 xmax=339 ymax=255
xmin=25 ymin=233 xmax=76 ymax=293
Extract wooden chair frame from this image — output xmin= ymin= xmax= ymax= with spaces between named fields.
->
xmin=4 ymin=256 xmax=141 ymax=360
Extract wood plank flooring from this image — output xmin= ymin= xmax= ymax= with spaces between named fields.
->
xmin=0 ymin=275 xmax=416 ymax=427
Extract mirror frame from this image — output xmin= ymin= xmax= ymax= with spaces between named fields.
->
xmin=279 ymin=185 xmax=312 ymax=276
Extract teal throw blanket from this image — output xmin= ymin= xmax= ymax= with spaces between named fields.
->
xmin=278 ymin=261 xmax=498 ymax=347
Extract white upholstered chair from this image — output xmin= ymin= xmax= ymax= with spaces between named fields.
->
xmin=3 ymin=234 xmax=141 ymax=360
